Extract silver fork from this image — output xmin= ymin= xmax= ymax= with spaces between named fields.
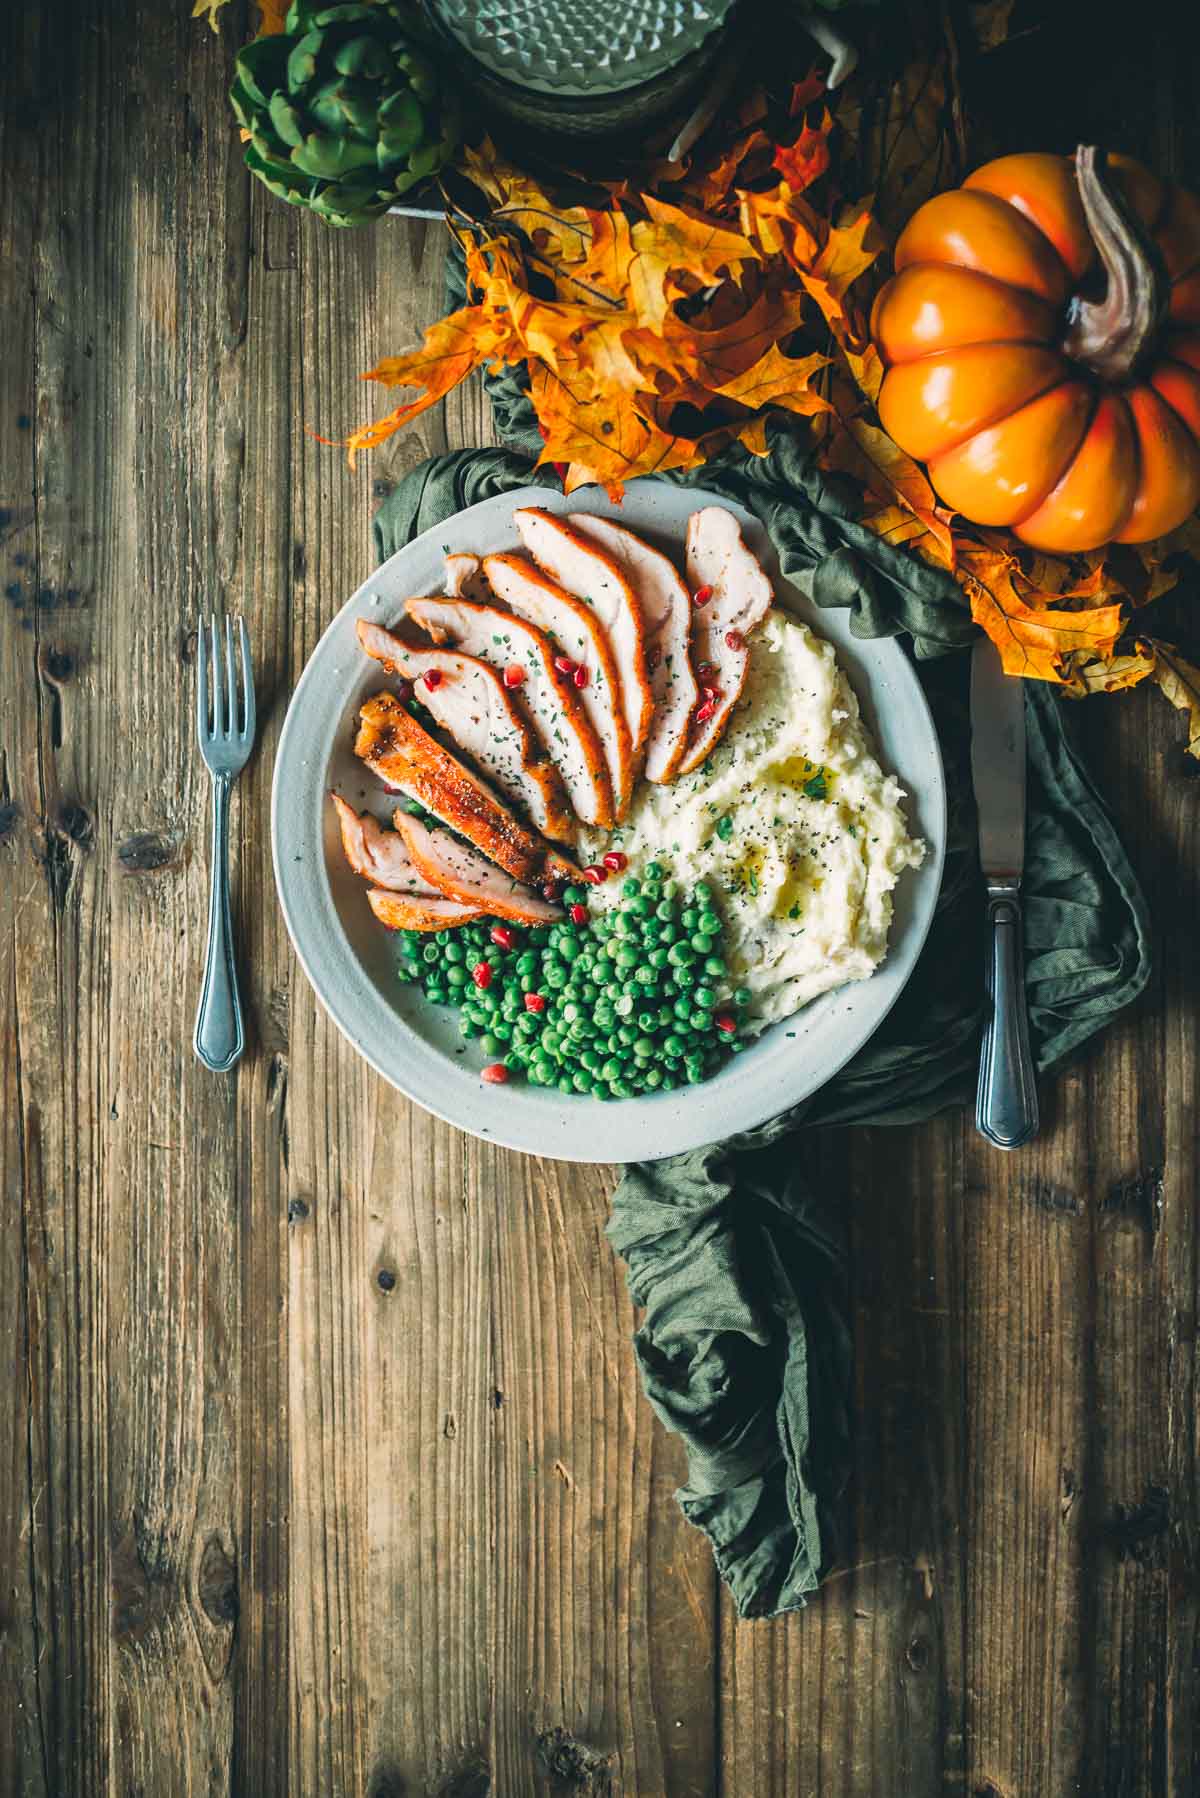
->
xmin=194 ymin=614 xmax=256 ymax=1072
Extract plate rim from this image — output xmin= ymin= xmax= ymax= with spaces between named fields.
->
xmin=271 ymin=481 xmax=947 ymax=1163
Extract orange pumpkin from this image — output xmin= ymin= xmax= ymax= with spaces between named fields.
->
xmin=870 ymin=147 xmax=1200 ymax=551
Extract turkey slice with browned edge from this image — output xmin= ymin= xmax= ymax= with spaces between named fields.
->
xmin=356 ymin=619 xmax=574 ymax=844
xmin=393 ymin=812 xmax=564 ymax=924
xmin=566 ymin=512 xmax=699 ymax=784
xmin=406 ymin=594 xmax=614 ymax=829
xmin=483 ymin=552 xmax=636 ymax=818
xmin=513 ymin=507 xmax=654 ymax=779
xmin=355 ymin=691 xmax=561 ymax=887
xmin=367 ymin=889 xmax=483 ymax=931
xmin=679 ymin=507 xmax=773 ymax=775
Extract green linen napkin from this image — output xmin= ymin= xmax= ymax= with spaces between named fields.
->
xmin=372 ymin=424 xmax=1151 ymax=1619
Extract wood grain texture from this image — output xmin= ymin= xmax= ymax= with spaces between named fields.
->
xmin=0 ymin=0 xmax=1198 ymax=1794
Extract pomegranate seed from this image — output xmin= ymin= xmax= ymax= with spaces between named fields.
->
xmin=541 ymin=878 xmax=564 ymax=903
xmin=695 ymin=699 xmax=717 ymax=722
xmin=581 ymin=864 xmax=608 ymax=884
xmin=481 ymin=1063 xmax=509 ymax=1084
xmin=553 ymin=654 xmax=578 ymax=677
xmin=715 ymin=1013 xmax=737 ymax=1035
xmin=725 ymin=629 xmax=745 ymax=652
xmin=395 ymin=678 xmax=413 ymax=702
xmin=573 ymin=664 xmax=589 ymax=689
xmin=422 ymin=668 xmax=443 ymax=691
xmin=490 ymin=925 xmax=515 ymax=950
xmin=471 ymin=961 xmax=493 ymax=989
xmin=524 ymin=991 xmax=547 ymax=1013
xmin=602 ymin=851 xmax=627 ymax=872
xmin=569 ymin=901 xmax=588 ymax=925
xmin=702 ymin=684 xmax=722 ymax=702
xmin=503 ymin=664 xmax=526 ymax=689
xmin=697 ymin=661 xmax=718 ymax=679
xmin=693 ymin=584 xmax=714 ymax=608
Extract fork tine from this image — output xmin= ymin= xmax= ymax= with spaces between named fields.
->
xmin=210 ymin=611 xmax=225 ymax=737
xmin=238 ymin=617 xmax=256 ymax=744
xmin=225 ymin=614 xmax=237 ymax=736
xmin=196 ymin=618 xmax=209 ymax=741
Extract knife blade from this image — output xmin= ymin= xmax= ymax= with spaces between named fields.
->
xmin=970 ymin=638 xmax=1039 ymax=1149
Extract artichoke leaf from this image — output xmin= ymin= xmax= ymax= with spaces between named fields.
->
xmin=377 ymin=89 xmax=422 ymax=157
xmin=268 ymin=90 xmax=307 ymax=149
xmin=292 ymin=130 xmax=379 ymax=178
xmin=334 ymin=35 xmax=393 ymax=80
xmin=287 ymin=29 xmax=323 ymax=87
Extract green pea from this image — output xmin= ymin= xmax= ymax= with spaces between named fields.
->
xmin=422 ymin=942 xmax=439 ymax=964
xmin=425 ymin=985 xmax=448 ymax=1006
xmin=563 ymin=885 xmax=588 ymax=906
xmin=479 ymin=1031 xmax=501 ymax=1057
xmin=621 ymin=877 xmax=640 ymax=898
xmin=614 ymin=994 xmax=635 ymax=1018
xmin=442 ymin=940 xmax=464 ymax=964
xmin=644 ymin=861 xmax=663 ymax=878
xmin=729 ymin=1039 xmax=746 ymax=1054
xmin=633 ymin=1036 xmax=655 ymax=1058
xmin=399 ymin=958 xmax=421 ymax=982
xmin=663 ymin=1033 xmax=686 ymax=1057
xmin=637 ymin=1011 xmax=658 ymax=1033
xmin=614 ymin=945 xmax=637 ymax=970
xmin=686 ymin=1063 xmax=706 ymax=1084
xmin=693 ymin=987 xmax=716 ymax=1010
xmin=699 ymin=911 xmax=722 ymax=936
xmin=633 ymin=965 xmax=656 ymax=985
xmin=668 ymin=941 xmax=695 ymax=967
xmin=626 ymin=895 xmax=650 ymax=918
xmin=643 ymin=1067 xmax=663 ymax=1089
xmin=734 ymin=986 xmax=752 ymax=1006
xmin=695 ymin=881 xmax=713 ymax=902
xmin=681 ymin=907 xmax=698 ymax=929
xmin=602 ymin=1058 xmax=623 ymax=1082
xmin=690 ymin=1011 xmax=711 ymax=1032
xmin=582 ymin=1048 xmax=602 ymax=1072
xmin=516 ymin=951 xmax=538 ymax=975
xmin=573 ymin=1070 xmax=593 ymax=1094
xmin=610 ymin=1078 xmax=633 ymax=1099
xmin=458 ymin=1017 xmax=477 ymax=1038
xmin=655 ymin=900 xmax=676 ymax=923
xmin=580 ymin=981 xmax=598 ymax=1003
xmin=446 ymin=965 xmax=468 ymax=988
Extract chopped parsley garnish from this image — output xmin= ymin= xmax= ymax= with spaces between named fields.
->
xmin=802 ymin=769 xmax=829 ymax=801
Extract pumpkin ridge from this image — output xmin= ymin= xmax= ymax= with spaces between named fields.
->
xmin=1008 ymin=387 xmax=1101 ymax=527
xmin=896 ymin=255 xmax=1068 ymax=310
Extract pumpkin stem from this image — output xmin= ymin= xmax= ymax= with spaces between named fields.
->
xmin=1063 ymin=144 xmax=1167 ymax=382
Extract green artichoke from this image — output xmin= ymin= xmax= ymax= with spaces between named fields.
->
xmin=230 ymin=0 xmax=460 ymax=227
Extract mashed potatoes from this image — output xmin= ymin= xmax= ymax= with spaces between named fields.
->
xmin=580 ymin=609 xmax=925 ymax=1029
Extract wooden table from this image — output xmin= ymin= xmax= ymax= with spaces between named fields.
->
xmin=2 ymin=2 xmax=1198 ymax=1792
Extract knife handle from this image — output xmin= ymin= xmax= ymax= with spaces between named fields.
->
xmin=976 ymin=880 xmax=1039 ymax=1151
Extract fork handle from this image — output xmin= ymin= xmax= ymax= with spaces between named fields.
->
xmin=194 ymin=773 xmax=245 ymax=1073
xmin=976 ymin=879 xmax=1039 ymax=1150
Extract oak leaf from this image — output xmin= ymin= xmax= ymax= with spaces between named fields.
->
xmin=772 ymin=114 xmax=833 ymax=194
xmin=958 ymin=542 xmax=1125 ymax=681
xmin=1138 ymin=638 xmax=1200 ymax=757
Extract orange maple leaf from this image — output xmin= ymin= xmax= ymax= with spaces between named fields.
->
xmin=800 ymin=204 xmax=881 ymax=327
xmin=348 ymin=306 xmax=513 ymax=462
xmin=628 ymin=197 xmax=760 ymax=328
xmin=531 ymin=366 xmax=704 ymax=498
xmin=715 ymin=345 xmax=831 ymax=415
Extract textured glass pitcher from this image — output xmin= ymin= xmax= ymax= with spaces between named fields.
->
xmin=424 ymin=0 xmax=737 ymax=138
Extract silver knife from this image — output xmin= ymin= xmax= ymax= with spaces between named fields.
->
xmin=970 ymin=638 xmax=1039 ymax=1150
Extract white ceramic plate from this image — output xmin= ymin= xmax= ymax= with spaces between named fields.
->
xmin=271 ymin=482 xmax=946 ymax=1163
